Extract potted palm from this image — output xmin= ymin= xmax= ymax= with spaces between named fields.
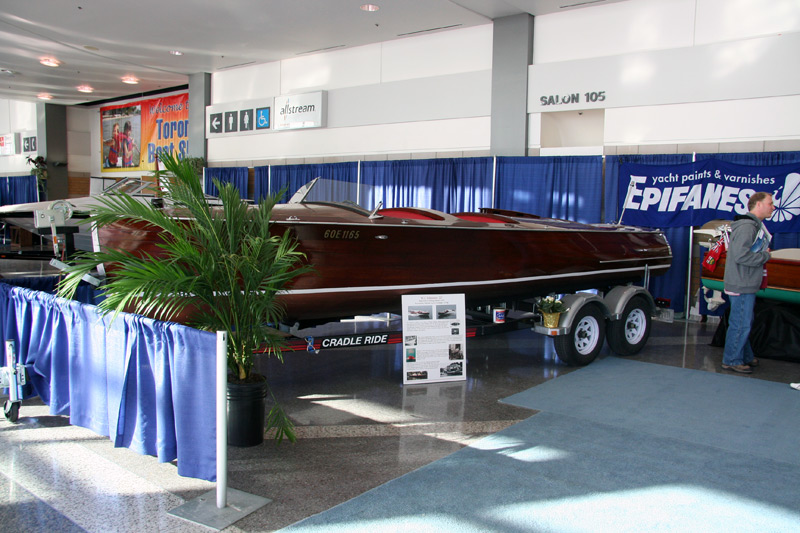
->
xmin=57 ymin=153 xmax=313 ymax=446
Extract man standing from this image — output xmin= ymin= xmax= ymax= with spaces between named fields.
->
xmin=722 ymin=192 xmax=774 ymax=373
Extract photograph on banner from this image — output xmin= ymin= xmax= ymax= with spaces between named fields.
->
xmin=100 ymin=93 xmax=188 ymax=173
xmin=102 ymin=105 xmax=141 ymax=170
xmin=401 ymin=294 xmax=466 ymax=385
xmin=619 ymin=159 xmax=800 ymax=233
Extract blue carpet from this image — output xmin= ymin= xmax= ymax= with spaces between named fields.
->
xmin=281 ymin=357 xmax=800 ymax=532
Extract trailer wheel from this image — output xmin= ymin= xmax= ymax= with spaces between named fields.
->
xmin=554 ymin=304 xmax=605 ymax=366
xmin=4 ymin=400 xmax=19 ymax=423
xmin=607 ymin=295 xmax=651 ymax=356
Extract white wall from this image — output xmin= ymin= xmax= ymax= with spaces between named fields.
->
xmin=529 ymin=0 xmax=800 ymax=151
xmin=208 ymin=25 xmax=494 ymax=163
xmin=0 ymin=99 xmax=37 ymax=175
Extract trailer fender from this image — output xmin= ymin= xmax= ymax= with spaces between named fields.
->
xmin=557 ymin=292 xmax=610 ymax=330
xmin=603 ymin=286 xmax=655 ymax=320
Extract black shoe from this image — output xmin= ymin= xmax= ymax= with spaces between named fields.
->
xmin=747 ymin=358 xmax=759 ymax=367
xmin=722 ymin=364 xmax=753 ymax=374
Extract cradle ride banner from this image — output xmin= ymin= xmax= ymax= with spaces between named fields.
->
xmin=619 ymin=160 xmax=800 ymax=233
xmin=101 ymin=93 xmax=189 ymax=172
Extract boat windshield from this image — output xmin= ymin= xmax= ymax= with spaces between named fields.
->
xmin=289 ymin=178 xmax=380 ymax=214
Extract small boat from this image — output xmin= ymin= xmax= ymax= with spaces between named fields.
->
xmin=0 ymin=178 xmax=673 ymax=324
xmin=701 ymin=248 xmax=800 ymax=305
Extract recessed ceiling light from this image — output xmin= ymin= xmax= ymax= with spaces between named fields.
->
xmin=76 ymin=85 xmax=94 ymax=93
xmin=40 ymin=57 xmax=62 ymax=67
xmin=360 ymin=3 xmax=380 ymax=12
xmin=122 ymin=76 xmax=139 ymax=84
xmin=169 ymin=50 xmax=184 ymax=56
xmin=37 ymin=93 xmax=53 ymax=100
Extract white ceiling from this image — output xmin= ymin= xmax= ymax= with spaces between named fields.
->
xmin=0 ymin=0 xmax=625 ymax=106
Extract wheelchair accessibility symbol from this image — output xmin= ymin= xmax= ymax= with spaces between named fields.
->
xmin=256 ymin=107 xmax=271 ymax=130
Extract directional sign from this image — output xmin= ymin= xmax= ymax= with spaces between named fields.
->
xmin=206 ymin=98 xmax=274 ymax=138
xmin=209 ymin=113 xmax=222 ymax=134
xmin=22 ymin=136 xmax=37 ymax=153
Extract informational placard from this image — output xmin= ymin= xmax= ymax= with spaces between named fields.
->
xmin=401 ymin=294 xmax=466 ymax=385
xmin=0 ymin=132 xmax=20 ymax=156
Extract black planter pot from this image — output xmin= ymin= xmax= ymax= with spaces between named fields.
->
xmin=227 ymin=379 xmax=268 ymax=447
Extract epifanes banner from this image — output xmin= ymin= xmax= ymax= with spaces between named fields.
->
xmin=101 ymin=93 xmax=189 ymax=172
xmin=619 ymin=160 xmax=800 ymax=232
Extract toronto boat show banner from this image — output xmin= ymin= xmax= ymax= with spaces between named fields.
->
xmin=619 ymin=160 xmax=800 ymax=232
xmin=100 ymin=92 xmax=189 ymax=172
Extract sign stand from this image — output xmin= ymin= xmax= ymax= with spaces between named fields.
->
xmin=168 ymin=332 xmax=270 ymax=530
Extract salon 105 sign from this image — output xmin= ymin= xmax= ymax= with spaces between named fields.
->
xmin=101 ymin=93 xmax=189 ymax=172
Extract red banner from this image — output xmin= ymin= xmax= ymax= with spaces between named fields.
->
xmin=101 ymin=93 xmax=189 ymax=172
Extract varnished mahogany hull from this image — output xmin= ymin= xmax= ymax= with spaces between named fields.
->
xmin=99 ymin=203 xmax=672 ymax=324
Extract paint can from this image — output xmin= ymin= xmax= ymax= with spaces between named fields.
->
xmin=493 ymin=308 xmax=506 ymax=324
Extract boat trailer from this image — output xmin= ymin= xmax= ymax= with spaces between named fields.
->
xmin=278 ymin=284 xmax=656 ymax=367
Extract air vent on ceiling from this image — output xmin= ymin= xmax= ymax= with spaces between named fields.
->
xmin=297 ymin=44 xmax=347 ymax=55
xmin=397 ymin=24 xmax=462 ymax=37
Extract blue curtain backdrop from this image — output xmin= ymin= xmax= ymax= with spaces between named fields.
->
xmin=606 ymin=154 xmax=694 ymax=313
xmin=361 ymin=158 xmax=494 ymax=212
xmin=265 ymin=162 xmax=359 ymax=204
xmin=0 ymin=175 xmax=39 ymax=243
xmin=204 ymin=167 xmax=249 ymax=199
xmin=495 ymin=156 xmax=603 ymax=223
xmin=0 ymin=283 xmax=217 ymax=481
xmin=0 ymin=175 xmax=39 ymax=205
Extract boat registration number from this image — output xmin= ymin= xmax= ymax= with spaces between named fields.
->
xmin=323 ymin=229 xmax=360 ymax=240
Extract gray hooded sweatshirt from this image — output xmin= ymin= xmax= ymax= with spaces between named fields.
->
xmin=723 ymin=212 xmax=771 ymax=294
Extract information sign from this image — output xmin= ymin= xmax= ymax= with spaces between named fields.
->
xmin=401 ymin=294 xmax=467 ymax=385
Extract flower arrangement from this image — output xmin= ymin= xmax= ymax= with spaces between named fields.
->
xmin=537 ymin=296 xmax=568 ymax=314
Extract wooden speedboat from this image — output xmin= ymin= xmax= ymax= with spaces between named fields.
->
xmin=95 ymin=178 xmax=673 ymax=323
xmin=701 ymin=248 xmax=800 ymax=305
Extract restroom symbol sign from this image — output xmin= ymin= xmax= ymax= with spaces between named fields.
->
xmin=240 ymin=109 xmax=253 ymax=131
xmin=224 ymin=111 xmax=238 ymax=132
xmin=256 ymin=107 xmax=270 ymax=130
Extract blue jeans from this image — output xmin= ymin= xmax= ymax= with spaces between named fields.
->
xmin=723 ymin=293 xmax=756 ymax=366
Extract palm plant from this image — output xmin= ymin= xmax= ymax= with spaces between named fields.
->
xmin=57 ymin=153 xmax=312 ymax=441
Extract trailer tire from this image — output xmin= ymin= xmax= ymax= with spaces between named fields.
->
xmin=554 ymin=304 xmax=605 ymax=366
xmin=607 ymin=295 xmax=651 ymax=356
xmin=4 ymin=400 xmax=19 ymax=423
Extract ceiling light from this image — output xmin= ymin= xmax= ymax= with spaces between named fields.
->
xmin=360 ymin=4 xmax=379 ymax=12
xmin=169 ymin=50 xmax=184 ymax=56
xmin=76 ymin=85 xmax=94 ymax=93
xmin=37 ymin=93 xmax=53 ymax=100
xmin=40 ymin=57 xmax=62 ymax=67
xmin=121 ymin=76 xmax=139 ymax=85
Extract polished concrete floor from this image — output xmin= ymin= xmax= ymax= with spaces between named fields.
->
xmin=2 ymin=268 xmax=800 ymax=531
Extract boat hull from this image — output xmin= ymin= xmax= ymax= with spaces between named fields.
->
xmin=99 ymin=203 xmax=672 ymax=323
